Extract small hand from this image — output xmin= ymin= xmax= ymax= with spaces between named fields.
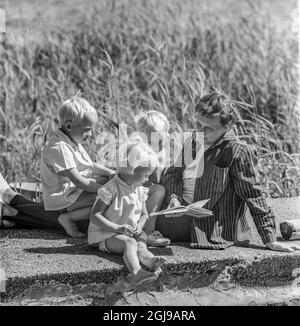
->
xmin=132 ymin=224 xmax=143 ymax=236
xmin=118 ymin=224 xmax=135 ymax=236
xmin=266 ymin=241 xmax=300 ymax=252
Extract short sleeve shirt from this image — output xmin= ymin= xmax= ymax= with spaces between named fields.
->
xmin=41 ymin=129 xmax=94 ymax=210
xmin=88 ymin=175 xmax=149 ymax=244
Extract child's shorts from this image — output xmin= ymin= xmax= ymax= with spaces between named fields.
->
xmin=99 ymin=239 xmax=110 ymax=253
xmin=98 ymin=231 xmax=148 ymax=253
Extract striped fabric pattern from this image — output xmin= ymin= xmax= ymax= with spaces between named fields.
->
xmin=161 ymin=130 xmax=277 ymax=249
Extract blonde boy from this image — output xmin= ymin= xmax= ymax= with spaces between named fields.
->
xmin=41 ymin=97 xmax=115 ymax=238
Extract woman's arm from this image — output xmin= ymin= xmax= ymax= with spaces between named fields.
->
xmin=161 ymin=166 xmax=184 ymax=206
xmin=230 ymin=144 xmax=277 ymax=244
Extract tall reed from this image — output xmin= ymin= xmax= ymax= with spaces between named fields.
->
xmin=0 ymin=0 xmax=299 ymax=197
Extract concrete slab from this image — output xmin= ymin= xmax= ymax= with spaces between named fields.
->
xmin=1 ymin=197 xmax=300 ymax=299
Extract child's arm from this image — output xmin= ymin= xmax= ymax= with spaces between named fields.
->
xmin=90 ymin=199 xmax=135 ymax=235
xmin=58 ymin=168 xmax=101 ymax=193
xmin=92 ymin=162 xmax=115 ymax=177
xmin=133 ymin=201 xmax=149 ymax=236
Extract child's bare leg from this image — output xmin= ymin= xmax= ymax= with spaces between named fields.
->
xmin=106 ymin=235 xmax=158 ymax=286
xmin=58 ymin=206 xmax=91 ymax=238
xmin=136 ymin=239 xmax=166 ymax=273
xmin=58 ymin=192 xmax=96 ymax=238
xmin=106 ymin=234 xmax=141 ymax=275
xmin=143 ymin=184 xmax=165 ymax=235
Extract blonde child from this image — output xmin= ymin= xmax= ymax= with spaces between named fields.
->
xmin=134 ymin=110 xmax=171 ymax=247
xmin=88 ymin=140 xmax=166 ymax=286
xmin=41 ymin=97 xmax=115 ymax=238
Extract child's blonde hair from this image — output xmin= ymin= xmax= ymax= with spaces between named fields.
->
xmin=135 ymin=110 xmax=170 ymax=134
xmin=59 ymin=97 xmax=97 ymax=127
xmin=117 ymin=138 xmax=160 ymax=175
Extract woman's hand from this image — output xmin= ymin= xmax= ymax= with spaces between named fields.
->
xmin=266 ymin=241 xmax=300 ymax=252
xmin=167 ymin=197 xmax=181 ymax=209
xmin=167 ymin=197 xmax=184 ymax=218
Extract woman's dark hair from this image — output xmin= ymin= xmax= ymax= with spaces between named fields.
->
xmin=194 ymin=92 xmax=237 ymax=127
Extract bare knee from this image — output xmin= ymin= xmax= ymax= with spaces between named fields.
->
xmin=124 ymin=236 xmax=138 ymax=250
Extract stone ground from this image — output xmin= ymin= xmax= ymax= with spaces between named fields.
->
xmin=1 ymin=197 xmax=300 ymax=305
xmin=2 ymin=283 xmax=300 ymax=306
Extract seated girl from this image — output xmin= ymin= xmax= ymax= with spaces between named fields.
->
xmin=87 ymin=140 xmax=166 ymax=286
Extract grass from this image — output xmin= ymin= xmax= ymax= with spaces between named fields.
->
xmin=0 ymin=0 xmax=299 ymax=198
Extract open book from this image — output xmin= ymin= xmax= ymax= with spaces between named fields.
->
xmin=150 ymin=199 xmax=213 ymax=218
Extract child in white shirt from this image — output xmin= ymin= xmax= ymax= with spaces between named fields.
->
xmin=41 ymin=97 xmax=115 ymax=238
xmin=88 ymin=140 xmax=166 ymax=286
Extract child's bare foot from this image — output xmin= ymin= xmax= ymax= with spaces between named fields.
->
xmin=150 ymin=256 xmax=166 ymax=273
xmin=58 ymin=215 xmax=85 ymax=238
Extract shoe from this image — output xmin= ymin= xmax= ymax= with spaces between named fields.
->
xmin=146 ymin=230 xmax=171 ymax=247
